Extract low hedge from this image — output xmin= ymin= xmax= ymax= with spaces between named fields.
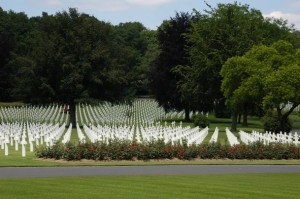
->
xmin=35 ymin=139 xmax=300 ymax=161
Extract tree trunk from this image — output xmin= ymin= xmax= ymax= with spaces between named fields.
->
xmin=278 ymin=104 xmax=298 ymax=133
xmin=276 ymin=106 xmax=283 ymax=133
xmin=69 ymin=101 xmax=76 ymax=128
xmin=238 ymin=114 xmax=241 ymax=124
xmin=231 ymin=112 xmax=237 ymax=132
xmin=242 ymin=111 xmax=248 ymax=127
xmin=184 ymin=108 xmax=190 ymax=122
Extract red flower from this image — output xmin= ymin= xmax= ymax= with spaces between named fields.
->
xmin=294 ymin=149 xmax=298 ymax=155
xmin=181 ymin=150 xmax=185 ymax=156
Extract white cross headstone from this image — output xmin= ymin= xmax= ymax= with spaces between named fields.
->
xmin=14 ymin=134 xmax=20 ymax=151
xmin=21 ymin=134 xmax=27 ymax=157
xmin=4 ymin=134 xmax=9 ymax=156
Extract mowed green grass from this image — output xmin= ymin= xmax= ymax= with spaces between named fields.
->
xmin=0 ymin=173 xmax=299 ymax=199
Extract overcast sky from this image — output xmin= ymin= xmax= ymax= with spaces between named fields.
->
xmin=0 ymin=0 xmax=300 ymax=30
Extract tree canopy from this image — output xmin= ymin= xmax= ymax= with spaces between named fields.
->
xmin=0 ymin=8 xmax=30 ymax=101
xmin=149 ymin=12 xmax=194 ymax=120
xmin=176 ymin=2 xmax=293 ymax=120
xmin=221 ymin=40 xmax=300 ymax=132
xmin=10 ymin=9 xmax=141 ymax=126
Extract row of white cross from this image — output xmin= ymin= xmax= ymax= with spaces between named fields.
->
xmin=0 ymin=122 xmax=68 ymax=156
xmin=0 ymin=105 xmax=68 ymax=125
xmin=76 ymin=99 xmax=201 ymax=126
xmin=226 ymin=128 xmax=240 ymax=146
xmin=239 ymin=130 xmax=300 ymax=145
xmin=210 ymin=127 xmax=219 ymax=143
xmin=83 ymin=123 xmax=135 ymax=143
xmin=80 ymin=122 xmax=210 ymax=146
xmin=76 ymin=100 xmax=163 ymax=126
xmin=2 ymin=121 xmax=300 ymax=157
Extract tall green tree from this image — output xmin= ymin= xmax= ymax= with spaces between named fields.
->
xmin=138 ymin=29 xmax=160 ymax=95
xmin=111 ymin=22 xmax=148 ymax=95
xmin=179 ymin=2 xmax=292 ymax=125
xmin=13 ymin=9 xmax=127 ymax=126
xmin=221 ymin=40 xmax=300 ymax=133
xmin=149 ymin=12 xmax=194 ymax=121
xmin=0 ymin=8 xmax=30 ymax=101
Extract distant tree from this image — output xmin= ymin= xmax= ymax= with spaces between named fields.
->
xmin=149 ymin=12 xmax=194 ymax=121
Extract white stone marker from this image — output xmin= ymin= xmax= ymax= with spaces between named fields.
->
xmin=21 ymin=133 xmax=27 ymax=157
xmin=14 ymin=134 xmax=20 ymax=151
xmin=4 ymin=134 xmax=9 ymax=156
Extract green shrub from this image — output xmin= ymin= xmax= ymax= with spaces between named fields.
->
xmin=192 ymin=114 xmax=210 ymax=128
xmin=35 ymin=142 xmax=64 ymax=159
xmin=199 ymin=143 xmax=225 ymax=159
xmin=262 ymin=111 xmax=292 ymax=133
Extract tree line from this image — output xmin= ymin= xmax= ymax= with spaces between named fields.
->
xmin=0 ymin=7 xmax=157 ymax=125
xmin=0 ymin=2 xmax=299 ymax=131
xmin=150 ymin=2 xmax=300 ymax=132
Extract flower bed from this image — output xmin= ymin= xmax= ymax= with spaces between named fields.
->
xmin=35 ymin=139 xmax=300 ymax=161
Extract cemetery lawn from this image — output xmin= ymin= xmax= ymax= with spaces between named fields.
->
xmin=1 ymin=118 xmax=300 ymax=166
xmin=1 ymin=111 xmax=300 ymax=166
xmin=0 ymin=173 xmax=300 ymax=199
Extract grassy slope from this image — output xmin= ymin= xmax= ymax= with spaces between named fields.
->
xmin=0 ymin=173 xmax=300 ymax=199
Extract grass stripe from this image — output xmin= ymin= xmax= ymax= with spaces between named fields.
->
xmin=0 ymin=173 xmax=299 ymax=199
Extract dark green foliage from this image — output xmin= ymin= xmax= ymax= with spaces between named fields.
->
xmin=15 ymin=8 xmax=127 ymax=104
xmin=214 ymin=99 xmax=231 ymax=118
xmin=199 ymin=143 xmax=225 ymax=159
xmin=35 ymin=142 xmax=64 ymax=160
xmin=149 ymin=12 xmax=194 ymax=119
xmin=222 ymin=40 xmax=299 ymax=132
xmin=0 ymin=8 xmax=30 ymax=101
xmin=263 ymin=111 xmax=292 ymax=133
xmin=192 ymin=114 xmax=210 ymax=128
xmin=112 ymin=22 xmax=149 ymax=95
xmin=183 ymin=2 xmax=293 ymax=128
xmin=9 ymin=8 xmax=137 ymax=126
xmin=0 ymin=7 xmax=157 ymax=127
